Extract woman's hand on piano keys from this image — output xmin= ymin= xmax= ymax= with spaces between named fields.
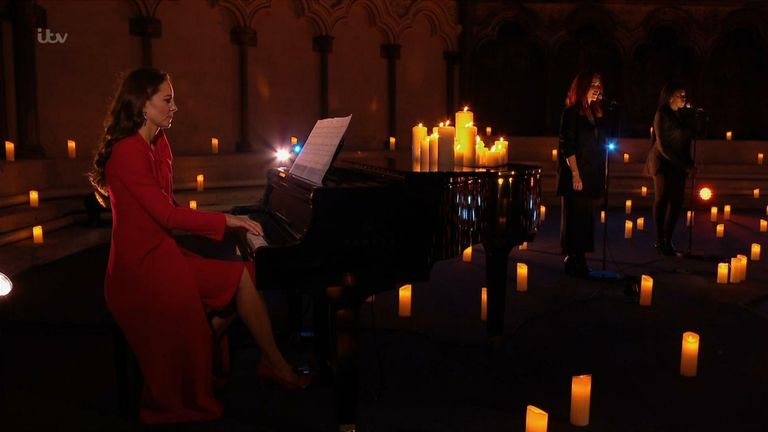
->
xmin=225 ymin=214 xmax=264 ymax=236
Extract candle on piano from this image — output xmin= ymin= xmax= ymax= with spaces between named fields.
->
xmin=623 ymin=153 xmax=630 ymax=163
xmin=462 ymin=245 xmax=472 ymax=263
xmin=687 ymin=210 xmax=693 ymax=226
xmin=412 ymin=123 xmax=426 ymax=171
xmin=398 ymin=284 xmax=412 ymax=317
xmin=454 ymin=143 xmax=463 ymax=168
xmin=754 ymin=188 xmax=760 ymax=199
xmin=717 ymin=263 xmax=729 ymax=284
xmin=724 ymin=204 xmax=731 ymax=220
xmin=437 ymin=122 xmax=455 ymax=170
xmin=420 ymin=134 xmax=430 ymax=171
xmin=570 ymin=375 xmax=591 ymax=426
xmin=429 ymin=132 xmax=439 ymax=171
xmin=196 ymin=174 xmax=204 ymax=192
xmin=761 ymin=219 xmax=767 ymax=232
xmin=641 ymin=186 xmax=647 ymax=197
xmin=738 ymin=255 xmax=747 ymax=281
xmin=291 ymin=136 xmax=298 ymax=145
xmin=716 ymin=223 xmax=724 ymax=238
xmin=639 ymin=275 xmax=653 ymax=306
xmin=494 ymin=137 xmax=508 ymax=165
xmin=525 ymin=405 xmax=548 ymax=432
xmin=211 ymin=137 xmax=219 ymax=154
xmin=625 ymin=199 xmax=632 ymax=214
xmin=540 ymin=205 xmax=546 ymax=222
xmin=636 ymin=217 xmax=644 ymax=231
xmin=29 ymin=190 xmax=39 ymax=207
xmin=600 ymin=210 xmax=605 ymax=224
xmin=751 ymin=243 xmax=761 ymax=261
xmin=759 ymin=153 xmax=764 ymax=165
xmin=5 ymin=141 xmax=14 ymax=161
xmin=67 ymin=139 xmax=76 ymax=159
xmin=485 ymin=126 xmax=492 ymax=137
xmin=389 ymin=136 xmax=396 ymax=151
xmin=33 ymin=225 xmax=44 ymax=244
xmin=455 ymin=106 xmax=473 ymax=134
xmin=456 ymin=122 xmax=477 ymax=166
xmin=710 ymin=206 xmax=718 ymax=222
xmin=726 ymin=131 xmax=733 ymax=141
xmin=189 ymin=200 xmax=197 ymax=210
xmin=729 ymin=257 xmax=740 ymax=283
xmin=680 ymin=331 xmax=700 ymax=377
xmin=624 ymin=220 xmax=633 ymax=239
xmin=551 ymin=148 xmax=558 ymax=162
xmin=480 ymin=287 xmax=487 ymax=321
xmin=516 ymin=263 xmax=528 ymax=292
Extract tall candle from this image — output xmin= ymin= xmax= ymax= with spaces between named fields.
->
xmin=726 ymin=131 xmax=733 ymax=141
xmin=716 ymin=223 xmax=725 ymax=238
xmin=29 ymin=190 xmax=39 ymax=207
xmin=437 ymin=123 xmax=455 ymax=170
xmin=680 ymin=331 xmax=700 ymax=377
xmin=623 ymin=153 xmax=630 ymax=163
xmin=540 ymin=205 xmax=546 ymax=222
xmin=570 ymin=375 xmax=591 ymax=426
xmin=429 ymin=133 xmax=439 ymax=171
xmin=724 ymin=204 xmax=731 ymax=220
xmin=686 ymin=210 xmax=692 ymax=226
xmin=398 ymin=284 xmax=412 ymax=317
xmin=33 ymin=225 xmax=44 ymax=244
xmin=600 ymin=210 xmax=605 ymax=223
xmin=759 ymin=153 xmax=764 ymax=165
xmin=389 ymin=136 xmax=396 ymax=151
xmin=751 ymin=243 xmax=761 ymax=261
xmin=456 ymin=122 xmax=476 ymax=166
xmin=455 ymin=107 xmax=473 ymax=133
xmin=196 ymin=174 xmax=204 ymax=192
xmin=516 ymin=263 xmax=528 ymax=292
xmin=738 ymin=255 xmax=747 ymax=281
xmin=641 ymin=186 xmax=647 ymax=197
xmin=419 ymin=134 xmax=430 ymax=171
xmin=485 ymin=126 xmax=492 ymax=136
xmin=625 ymin=220 xmax=633 ymax=239
xmin=495 ymin=137 xmax=508 ymax=165
xmin=67 ymin=139 xmax=77 ymax=159
xmin=5 ymin=141 xmax=14 ymax=161
xmin=639 ymin=275 xmax=653 ymax=306
xmin=189 ymin=200 xmax=197 ymax=210
xmin=412 ymin=124 xmax=426 ymax=170
xmin=717 ymin=263 xmax=729 ymax=284
xmin=761 ymin=219 xmax=767 ymax=232
xmin=211 ymin=137 xmax=219 ymax=154
xmin=480 ymin=287 xmax=487 ymax=321
xmin=625 ymin=199 xmax=632 ymax=214
xmin=730 ymin=257 xmax=740 ymax=283
xmin=710 ymin=206 xmax=718 ymax=222
xmin=551 ymin=149 xmax=558 ymax=162
xmin=462 ymin=245 xmax=472 ymax=263
xmin=637 ymin=217 xmax=645 ymax=231
xmin=525 ymin=405 xmax=548 ymax=432
xmin=754 ymin=188 xmax=760 ymax=199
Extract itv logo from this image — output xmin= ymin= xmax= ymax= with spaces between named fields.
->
xmin=37 ymin=28 xmax=68 ymax=44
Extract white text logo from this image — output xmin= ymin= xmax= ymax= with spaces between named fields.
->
xmin=37 ymin=28 xmax=68 ymax=44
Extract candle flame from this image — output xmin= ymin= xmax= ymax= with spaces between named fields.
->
xmin=463 ymin=106 xmax=468 ymax=112
xmin=439 ymin=122 xmax=444 ymax=127
xmin=418 ymin=122 xmax=422 ymax=127
xmin=445 ymin=120 xmax=450 ymax=126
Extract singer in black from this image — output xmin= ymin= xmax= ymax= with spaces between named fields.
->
xmin=557 ymin=72 xmax=606 ymax=277
xmin=645 ymin=83 xmax=694 ymax=256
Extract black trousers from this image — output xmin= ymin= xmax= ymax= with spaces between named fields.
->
xmin=652 ymin=171 xmax=687 ymax=241
xmin=560 ymin=195 xmax=596 ymax=255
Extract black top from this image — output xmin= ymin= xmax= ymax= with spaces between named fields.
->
xmin=556 ymin=105 xmax=606 ymax=198
xmin=645 ymin=105 xmax=694 ymax=176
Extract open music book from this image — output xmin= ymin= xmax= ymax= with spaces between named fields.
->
xmin=289 ymin=115 xmax=352 ymax=185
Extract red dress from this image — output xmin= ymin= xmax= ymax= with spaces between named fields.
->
xmin=105 ymin=131 xmax=243 ymax=423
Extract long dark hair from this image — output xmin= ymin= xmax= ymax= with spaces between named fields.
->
xmin=89 ymin=67 xmax=169 ymax=195
xmin=657 ymin=82 xmax=684 ymax=112
xmin=565 ymin=71 xmax=604 ymax=124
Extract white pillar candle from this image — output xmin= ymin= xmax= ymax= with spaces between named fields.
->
xmin=412 ymin=124 xmax=426 ymax=170
xmin=738 ymin=255 xmax=747 ymax=281
xmin=455 ymin=107 xmax=473 ymax=134
xmin=419 ymin=134 xmax=430 ymax=171
xmin=570 ymin=375 xmax=591 ymax=426
xmin=389 ymin=136 xmax=396 ymax=151
xmin=761 ymin=219 xmax=768 ymax=232
xmin=551 ymin=149 xmax=558 ymax=162
xmin=480 ymin=287 xmax=487 ymax=321
xmin=67 ymin=139 xmax=76 ymax=159
xmin=526 ymin=405 xmax=548 ymax=432
xmin=636 ymin=217 xmax=645 ymax=231
xmin=751 ymin=243 xmax=761 ymax=261
xmin=211 ymin=137 xmax=219 ymax=154
xmin=686 ymin=210 xmax=692 ymax=226
xmin=540 ymin=205 xmax=546 ymax=222
xmin=398 ymin=284 xmax=412 ymax=317
xmin=623 ymin=153 xmax=630 ymax=163
xmin=625 ymin=199 xmax=632 ymax=214
xmin=429 ymin=133 xmax=439 ymax=171
xmin=29 ymin=190 xmax=39 ymax=207
xmin=639 ymin=275 xmax=653 ymax=306
xmin=754 ymin=188 xmax=760 ymax=199
xmin=624 ymin=220 xmax=633 ymax=239
xmin=189 ymin=200 xmax=197 ymax=210
xmin=196 ymin=174 xmax=205 ymax=192
xmin=716 ymin=223 xmax=725 ymax=238
xmin=680 ymin=331 xmax=700 ymax=377
xmin=758 ymin=152 xmax=764 ymax=165
xmin=456 ymin=123 xmax=476 ymax=167
xmin=724 ymin=205 xmax=731 ymax=220
xmin=485 ymin=126 xmax=492 ymax=137
xmin=33 ymin=225 xmax=44 ymax=244
xmin=5 ymin=141 xmax=14 ymax=161
xmin=729 ymin=257 xmax=740 ymax=283
xmin=726 ymin=131 xmax=733 ymax=141
xmin=600 ymin=210 xmax=605 ymax=224
xmin=516 ymin=263 xmax=528 ymax=292
xmin=710 ymin=206 xmax=718 ymax=222
xmin=641 ymin=186 xmax=647 ymax=197
xmin=462 ymin=245 xmax=472 ymax=263
xmin=717 ymin=263 xmax=729 ymax=284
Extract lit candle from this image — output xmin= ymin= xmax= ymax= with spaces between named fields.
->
xmin=570 ymin=375 xmax=591 ymax=426
xmin=623 ymin=153 xmax=629 ymax=163
xmin=726 ymin=131 xmax=732 ymax=141
xmin=639 ymin=275 xmax=653 ymax=306
xmin=189 ymin=200 xmax=197 ymax=210
xmin=456 ymin=122 xmax=477 ymax=166
xmin=291 ymin=136 xmax=298 ymax=145
xmin=33 ymin=225 xmax=43 ymax=244
xmin=494 ymin=137 xmax=508 ymax=165
xmin=761 ymin=219 xmax=767 ymax=232
xmin=738 ymin=255 xmax=747 ymax=281
xmin=389 ymin=136 xmax=396 ymax=151
xmin=551 ymin=149 xmax=558 ymax=162
xmin=680 ymin=331 xmax=700 ymax=377
xmin=641 ymin=186 xmax=647 ymax=197
xmin=67 ymin=139 xmax=76 ymax=159
xmin=398 ymin=284 xmax=412 ymax=318
xmin=420 ymin=134 xmax=430 ymax=171
xmin=600 ymin=210 xmax=605 ymax=224
xmin=519 ymin=242 xmax=528 ymax=250
xmin=429 ymin=133 xmax=439 ymax=171
xmin=730 ymin=257 xmax=740 ymax=283
xmin=462 ymin=245 xmax=472 ymax=263
xmin=455 ymin=106 xmax=473 ymax=134
xmin=759 ymin=153 xmax=764 ymax=165
xmin=716 ymin=223 xmax=724 ymax=238
xmin=5 ymin=141 xmax=14 ymax=161
xmin=625 ymin=220 xmax=633 ymax=239
xmin=196 ymin=174 xmax=204 ymax=192
xmin=525 ymin=405 xmax=548 ymax=432
xmin=754 ymin=188 xmax=760 ymax=199
xmin=710 ymin=206 xmax=718 ymax=222
xmin=211 ymin=137 xmax=219 ymax=154
xmin=485 ymin=126 xmax=492 ymax=137
xmin=540 ymin=205 xmax=546 ymax=222
xmin=29 ymin=190 xmax=39 ymax=207
xmin=687 ymin=210 xmax=693 ymax=227
xmin=480 ymin=287 xmax=487 ymax=321
xmin=751 ymin=243 xmax=761 ymax=261
xmin=717 ymin=263 xmax=729 ymax=284
xmin=724 ymin=205 xmax=731 ymax=220
xmin=412 ymin=123 xmax=426 ymax=170
xmin=637 ymin=217 xmax=645 ymax=231
xmin=625 ymin=199 xmax=632 ymax=214
xmin=516 ymin=263 xmax=528 ymax=292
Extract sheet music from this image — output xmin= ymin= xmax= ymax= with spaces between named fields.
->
xmin=289 ymin=115 xmax=352 ymax=185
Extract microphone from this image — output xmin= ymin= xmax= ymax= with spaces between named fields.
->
xmin=684 ymin=102 xmax=705 ymax=112
xmin=599 ymin=95 xmax=619 ymax=107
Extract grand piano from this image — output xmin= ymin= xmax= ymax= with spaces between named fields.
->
xmin=232 ymin=153 xmax=542 ymax=431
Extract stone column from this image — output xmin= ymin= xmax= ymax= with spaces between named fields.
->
xmin=380 ymin=43 xmax=400 ymax=147
xmin=129 ymin=16 xmax=161 ymax=67
xmin=443 ymin=51 xmax=460 ymax=118
xmin=231 ymin=26 xmax=257 ymax=152
xmin=313 ymin=35 xmax=333 ymax=119
xmin=0 ymin=14 xmax=7 ymax=142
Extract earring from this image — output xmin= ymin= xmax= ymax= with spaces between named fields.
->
xmin=142 ymin=112 xmax=147 ymax=127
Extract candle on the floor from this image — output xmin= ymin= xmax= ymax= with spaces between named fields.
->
xmin=637 ymin=217 xmax=645 ymax=231
xmin=686 ymin=210 xmax=692 ymax=226
xmin=29 ymin=190 xmax=39 ymax=207
xmin=751 ymin=243 xmax=761 ymax=261
xmin=540 ymin=205 xmax=546 ymax=221
xmin=189 ymin=200 xmax=197 ymax=210
xmin=680 ymin=331 xmax=700 ymax=377
xmin=485 ymin=126 xmax=492 ymax=137
xmin=398 ymin=284 xmax=412 ymax=317
xmin=389 ymin=136 xmax=396 ymax=151
xmin=462 ymin=245 xmax=472 ymax=263
xmin=601 ymin=210 xmax=605 ymax=224
xmin=738 ymin=255 xmax=747 ymax=281
xmin=67 ymin=139 xmax=76 ymax=159
xmin=710 ymin=206 xmax=718 ymax=222
xmin=754 ymin=188 xmax=760 ymax=199
xmin=729 ymin=257 xmax=740 ymax=283
xmin=641 ymin=186 xmax=647 ymax=197
xmin=526 ymin=405 xmax=548 ymax=432
xmin=519 ymin=242 xmax=528 ymax=250
xmin=716 ymin=223 xmax=725 ymax=238
xmin=625 ymin=200 xmax=632 ymax=214
xmin=724 ymin=205 xmax=731 ymax=220
xmin=480 ymin=287 xmax=487 ymax=321
xmin=517 ymin=263 xmax=528 ymax=292
xmin=551 ymin=149 xmax=558 ymax=162
xmin=639 ymin=275 xmax=653 ymax=306
xmin=623 ymin=153 xmax=630 ymax=163
xmin=624 ymin=220 xmax=633 ymax=239
xmin=211 ymin=137 xmax=219 ymax=154
xmin=726 ymin=131 xmax=733 ymax=141
xmin=570 ymin=375 xmax=591 ymax=426
xmin=5 ymin=141 xmax=14 ymax=161
xmin=761 ymin=219 xmax=768 ymax=232
xmin=196 ymin=174 xmax=204 ymax=192
xmin=717 ymin=263 xmax=729 ymax=284
xmin=33 ymin=225 xmax=43 ymax=244
xmin=759 ymin=153 xmax=764 ymax=165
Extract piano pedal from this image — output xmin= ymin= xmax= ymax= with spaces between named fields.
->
xmin=338 ymin=424 xmax=357 ymax=432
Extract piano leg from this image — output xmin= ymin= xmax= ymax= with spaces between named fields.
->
xmin=485 ymin=248 xmax=510 ymax=338
xmin=334 ymin=307 xmax=359 ymax=431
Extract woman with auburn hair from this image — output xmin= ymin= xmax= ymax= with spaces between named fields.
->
xmin=556 ymin=72 xmax=606 ymax=277
xmin=90 ymin=67 xmax=308 ymax=424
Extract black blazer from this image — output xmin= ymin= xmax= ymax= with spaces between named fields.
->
xmin=556 ymin=105 xmax=606 ymax=198
xmin=645 ymin=105 xmax=694 ymax=176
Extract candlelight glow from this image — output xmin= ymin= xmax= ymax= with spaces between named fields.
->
xmin=276 ymin=149 xmax=291 ymax=162
xmin=0 ymin=272 xmax=12 ymax=296
xmin=680 ymin=332 xmax=700 ymax=377
xmin=398 ymin=284 xmax=412 ymax=318
xmin=699 ymin=187 xmax=712 ymax=201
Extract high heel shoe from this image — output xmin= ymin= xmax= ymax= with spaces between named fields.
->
xmin=256 ymin=359 xmax=312 ymax=390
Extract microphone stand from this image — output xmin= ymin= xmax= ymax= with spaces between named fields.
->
xmin=682 ymin=107 xmax=712 ymax=260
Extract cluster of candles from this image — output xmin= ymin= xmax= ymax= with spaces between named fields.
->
xmin=622 ymin=199 xmax=645 ymax=238
xmin=411 ymin=107 xmax=507 ymax=171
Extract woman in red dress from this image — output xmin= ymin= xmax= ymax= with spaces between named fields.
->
xmin=89 ymin=68 xmax=307 ymax=424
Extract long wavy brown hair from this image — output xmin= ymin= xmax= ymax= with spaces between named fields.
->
xmin=89 ymin=67 xmax=169 ymax=195
xmin=565 ymin=71 xmax=604 ymax=124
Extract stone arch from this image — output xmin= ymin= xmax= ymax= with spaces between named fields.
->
xmin=210 ymin=0 xmax=272 ymax=28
